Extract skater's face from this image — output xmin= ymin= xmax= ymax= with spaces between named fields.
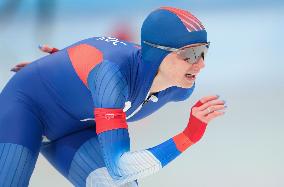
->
xmin=159 ymin=52 xmax=205 ymax=88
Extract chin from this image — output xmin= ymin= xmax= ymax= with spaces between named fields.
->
xmin=177 ymin=81 xmax=194 ymax=89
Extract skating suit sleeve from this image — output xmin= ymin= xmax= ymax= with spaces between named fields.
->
xmin=87 ymin=61 xmax=193 ymax=185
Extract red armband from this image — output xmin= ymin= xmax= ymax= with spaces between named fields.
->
xmin=194 ymin=100 xmax=203 ymax=107
xmin=173 ymin=132 xmax=194 ymax=152
xmin=94 ymin=108 xmax=128 ymax=134
xmin=183 ymin=114 xmax=207 ymax=143
xmin=174 ymin=99 xmax=207 ymax=152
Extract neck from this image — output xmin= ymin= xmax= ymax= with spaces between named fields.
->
xmin=149 ymin=71 xmax=173 ymax=95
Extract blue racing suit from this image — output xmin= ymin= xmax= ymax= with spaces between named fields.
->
xmin=0 ymin=36 xmax=195 ymax=186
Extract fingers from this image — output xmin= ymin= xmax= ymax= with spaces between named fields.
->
xmin=199 ymin=95 xmax=219 ymax=104
xmin=200 ymin=104 xmax=226 ymax=116
xmin=206 ymin=110 xmax=225 ymax=121
xmin=39 ymin=45 xmax=53 ymax=53
xmin=10 ymin=67 xmax=20 ymax=72
xmin=16 ymin=62 xmax=29 ymax=67
xmin=10 ymin=62 xmax=30 ymax=72
xmin=193 ymin=95 xmax=219 ymax=108
xmin=198 ymin=99 xmax=225 ymax=111
xmin=39 ymin=44 xmax=59 ymax=54
xmin=191 ymin=95 xmax=227 ymax=124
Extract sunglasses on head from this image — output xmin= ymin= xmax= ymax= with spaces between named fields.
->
xmin=143 ymin=41 xmax=210 ymax=64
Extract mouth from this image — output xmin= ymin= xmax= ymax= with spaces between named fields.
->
xmin=185 ymin=73 xmax=196 ymax=81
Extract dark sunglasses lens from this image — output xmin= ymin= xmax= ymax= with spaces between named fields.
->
xmin=179 ymin=45 xmax=208 ymax=64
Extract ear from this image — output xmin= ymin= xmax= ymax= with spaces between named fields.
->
xmin=161 ymin=52 xmax=176 ymax=66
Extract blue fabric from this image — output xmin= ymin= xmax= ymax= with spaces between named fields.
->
xmin=0 ymin=7 xmax=207 ymax=185
xmin=127 ymin=84 xmax=195 ymax=122
xmin=0 ymin=63 xmax=44 ymax=185
xmin=141 ymin=9 xmax=207 ymax=51
xmin=139 ymin=8 xmax=206 ymax=112
xmin=0 ymin=29 xmax=197 ymax=184
xmin=33 ymin=36 xmax=195 ymax=126
xmin=0 ymin=143 xmax=38 ymax=187
xmin=0 ymin=63 xmax=43 ymax=153
xmin=34 ymin=50 xmax=95 ymax=135
xmin=148 ymin=138 xmax=181 ymax=167
xmin=40 ymin=128 xmax=100 ymax=178
xmin=87 ymin=60 xmax=128 ymax=109
xmin=67 ymin=135 xmax=105 ymax=186
xmin=87 ymin=53 xmax=193 ymax=178
xmin=97 ymin=129 xmax=130 ymax=179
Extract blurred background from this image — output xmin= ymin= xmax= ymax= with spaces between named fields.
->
xmin=0 ymin=0 xmax=284 ymax=186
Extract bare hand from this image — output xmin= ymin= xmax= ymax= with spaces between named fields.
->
xmin=191 ymin=95 xmax=226 ymax=124
xmin=182 ymin=95 xmax=226 ymax=143
xmin=38 ymin=44 xmax=59 ymax=54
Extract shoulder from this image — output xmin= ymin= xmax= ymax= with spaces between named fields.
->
xmin=87 ymin=60 xmax=129 ymax=108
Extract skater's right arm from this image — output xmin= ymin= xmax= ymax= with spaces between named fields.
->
xmin=88 ymin=60 xmax=226 ymax=185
